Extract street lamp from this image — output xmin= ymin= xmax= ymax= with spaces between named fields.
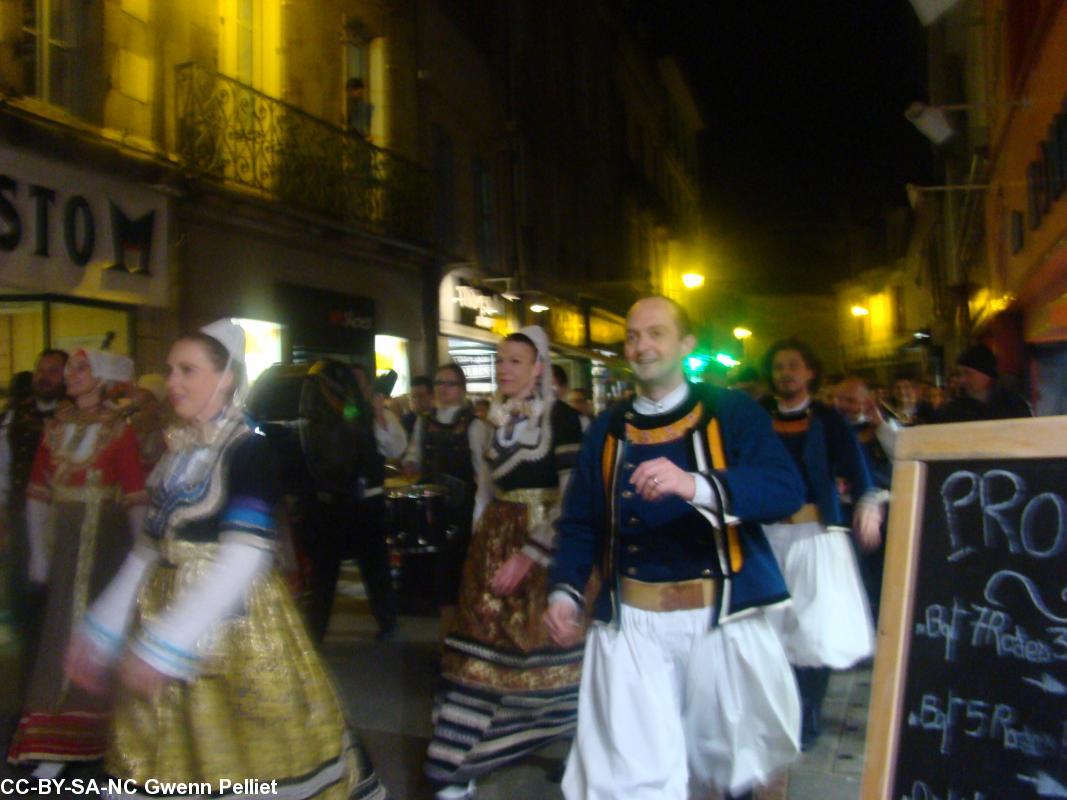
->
xmin=681 ymin=273 xmax=705 ymax=290
xmin=529 ymin=303 xmax=549 ymax=313
xmin=905 ymin=99 xmax=1030 ymax=144
xmin=733 ymin=327 xmax=752 ymax=340
xmin=905 ymin=182 xmax=990 ymax=210
xmin=908 ymin=0 xmax=961 ymax=26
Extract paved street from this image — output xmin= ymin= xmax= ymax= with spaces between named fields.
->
xmin=0 ymin=595 xmax=870 ymax=799
xmin=327 ymin=600 xmax=870 ymax=800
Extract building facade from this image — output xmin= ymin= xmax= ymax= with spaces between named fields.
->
xmin=0 ymin=0 xmax=440 ymax=388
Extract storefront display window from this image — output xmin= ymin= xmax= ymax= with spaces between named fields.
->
xmin=375 ymin=334 xmax=410 ymax=396
xmin=234 ymin=318 xmax=283 ymax=384
xmin=51 ymin=302 xmax=130 ymax=353
xmin=448 ymin=338 xmax=496 ymax=395
xmin=0 ymin=296 xmax=132 ymax=392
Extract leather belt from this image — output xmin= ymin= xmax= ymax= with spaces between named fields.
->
xmin=779 ymin=503 xmax=820 ymax=525
xmin=620 ymin=577 xmax=718 ymax=612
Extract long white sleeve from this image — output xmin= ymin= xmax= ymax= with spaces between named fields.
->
xmin=469 ymin=418 xmax=494 ymax=526
xmin=375 ymin=408 xmax=408 ymax=461
xmin=129 ymin=541 xmax=273 ymax=680
xmin=876 ymin=418 xmax=901 ymax=458
xmin=82 ymin=544 xmax=159 ymax=659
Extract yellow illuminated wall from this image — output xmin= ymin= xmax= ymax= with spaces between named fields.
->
xmin=0 ymin=303 xmax=45 ymax=390
xmin=50 ymin=304 xmax=131 ymax=355
xmin=983 ymin=3 xmax=1067 ymax=311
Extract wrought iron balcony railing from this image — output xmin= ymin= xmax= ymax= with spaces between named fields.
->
xmin=175 ymin=62 xmax=431 ymax=243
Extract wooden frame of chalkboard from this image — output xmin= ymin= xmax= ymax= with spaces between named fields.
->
xmin=861 ymin=417 xmax=1067 ymax=800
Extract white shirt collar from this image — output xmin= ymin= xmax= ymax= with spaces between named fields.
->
xmin=434 ymin=405 xmax=461 ymax=423
xmin=633 ymin=382 xmax=689 ymax=416
xmin=776 ymin=396 xmax=812 ymax=415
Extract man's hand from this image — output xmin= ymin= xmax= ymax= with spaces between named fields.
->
xmin=863 ymin=395 xmax=885 ymax=425
xmin=853 ymin=502 xmax=883 ymax=552
xmin=544 ymin=599 xmax=582 ymax=648
xmin=631 ymin=457 xmax=696 ymax=502
xmin=372 ymin=394 xmax=387 ymax=427
xmin=490 ymin=552 xmax=535 ymax=596
xmin=117 ymin=651 xmax=170 ymax=698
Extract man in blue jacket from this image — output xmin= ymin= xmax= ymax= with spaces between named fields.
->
xmin=761 ymin=339 xmax=881 ymax=752
xmin=545 ymin=296 xmax=806 ymax=800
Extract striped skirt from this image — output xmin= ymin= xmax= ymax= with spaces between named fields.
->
xmin=425 ymin=495 xmax=584 ymax=784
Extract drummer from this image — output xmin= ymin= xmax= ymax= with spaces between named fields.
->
xmin=402 ymin=363 xmax=492 ymax=618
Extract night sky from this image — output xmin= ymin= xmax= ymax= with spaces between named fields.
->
xmin=625 ymin=1 xmax=936 ymax=293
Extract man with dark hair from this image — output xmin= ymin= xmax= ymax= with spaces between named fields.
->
xmin=551 ymin=363 xmax=569 ymax=395
xmin=933 ymin=343 xmax=1031 ymax=423
xmin=547 ymin=296 xmax=805 ymax=799
xmin=306 ymin=362 xmax=404 ymax=641
xmin=0 ymin=350 xmax=68 ymax=681
xmin=888 ymin=373 xmax=933 ymax=426
xmin=833 ymin=375 xmax=892 ymax=621
xmin=760 ymin=339 xmax=879 ymax=751
xmin=566 ymin=387 xmax=593 ymax=429
xmin=403 ymin=375 xmax=434 ymax=435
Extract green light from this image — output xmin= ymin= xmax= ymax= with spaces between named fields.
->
xmin=686 ymin=356 xmax=705 ymax=371
xmin=715 ymin=353 xmax=740 ymax=368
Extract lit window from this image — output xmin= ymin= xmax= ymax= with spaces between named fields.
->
xmin=233 ymin=318 xmax=283 ymax=384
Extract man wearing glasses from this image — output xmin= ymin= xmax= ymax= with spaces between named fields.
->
xmin=403 ymin=364 xmax=492 ymax=618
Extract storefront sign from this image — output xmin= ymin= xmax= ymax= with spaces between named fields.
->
xmin=546 ymin=301 xmax=585 ymax=348
xmin=439 ymin=268 xmax=515 ymax=344
xmin=275 ymin=282 xmax=375 ymax=362
xmin=0 ymin=145 xmax=169 ymax=306
xmin=454 ymin=283 xmax=505 ymax=330
xmin=589 ymin=309 xmax=626 ymax=349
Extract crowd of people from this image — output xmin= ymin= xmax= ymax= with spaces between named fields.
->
xmin=0 ymin=300 xmax=1034 ymax=800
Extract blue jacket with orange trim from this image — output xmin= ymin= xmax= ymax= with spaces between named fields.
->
xmin=551 ymin=383 xmax=805 ymax=625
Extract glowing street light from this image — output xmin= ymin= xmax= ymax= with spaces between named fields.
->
xmin=681 ymin=273 xmax=705 ymax=290
xmin=850 ymin=305 xmax=869 ymax=317
xmin=529 ymin=303 xmax=549 ymax=313
xmin=733 ymin=327 xmax=752 ymax=340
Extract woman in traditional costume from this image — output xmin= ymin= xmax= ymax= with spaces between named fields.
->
xmin=8 ymin=350 xmax=146 ymax=776
xmin=426 ymin=326 xmax=584 ymax=800
xmin=66 ymin=320 xmax=387 ymax=800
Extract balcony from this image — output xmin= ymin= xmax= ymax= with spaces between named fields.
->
xmin=175 ymin=62 xmax=431 ymax=243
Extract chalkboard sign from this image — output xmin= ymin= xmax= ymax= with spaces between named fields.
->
xmin=862 ymin=418 xmax=1067 ymax=800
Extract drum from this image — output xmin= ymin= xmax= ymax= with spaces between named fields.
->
xmin=385 ymin=483 xmax=448 ymax=553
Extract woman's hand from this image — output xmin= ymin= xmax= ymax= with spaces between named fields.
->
xmin=117 ymin=652 xmax=170 ymax=698
xmin=490 ymin=552 xmax=535 ymax=596
xmin=65 ymin=633 xmax=112 ymax=696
